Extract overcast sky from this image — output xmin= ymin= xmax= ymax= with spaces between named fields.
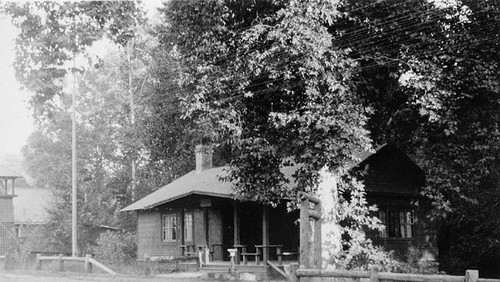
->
xmin=0 ymin=2 xmax=163 ymax=159
xmin=0 ymin=16 xmax=33 ymax=158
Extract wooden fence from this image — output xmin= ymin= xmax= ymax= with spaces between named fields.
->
xmin=288 ymin=265 xmax=500 ymax=282
xmin=35 ymin=254 xmax=116 ymax=275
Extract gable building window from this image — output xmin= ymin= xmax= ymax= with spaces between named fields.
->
xmin=162 ymin=213 xmax=178 ymax=242
xmin=162 ymin=210 xmax=194 ymax=242
xmin=184 ymin=212 xmax=193 ymax=242
xmin=379 ymin=209 xmax=414 ymax=239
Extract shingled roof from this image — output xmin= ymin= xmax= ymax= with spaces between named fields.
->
xmin=0 ymin=164 xmax=22 ymax=178
xmin=121 ymin=145 xmax=410 ymax=213
xmin=122 ymin=166 xmax=233 ymax=211
xmin=122 ymin=164 xmax=303 ymax=212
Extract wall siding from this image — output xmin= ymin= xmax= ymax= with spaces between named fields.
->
xmin=0 ymin=197 xmax=15 ymax=254
xmin=358 ymin=145 xmax=438 ymax=270
xmin=137 ymin=211 xmax=181 ymax=259
xmin=194 ymin=209 xmax=205 ymax=244
xmin=137 ymin=207 xmax=225 ymax=261
xmin=369 ymin=196 xmax=438 ymax=266
xmin=0 ymin=197 xmax=14 ymax=222
xmin=208 ymin=209 xmax=223 ymax=260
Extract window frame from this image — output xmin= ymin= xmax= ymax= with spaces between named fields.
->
xmin=162 ymin=212 xmax=180 ymax=242
xmin=378 ymin=208 xmax=415 ymax=239
xmin=183 ymin=210 xmax=194 ymax=243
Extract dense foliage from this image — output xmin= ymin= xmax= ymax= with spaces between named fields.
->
xmin=91 ymin=231 xmax=136 ymax=264
xmin=337 ymin=0 xmax=500 ymax=276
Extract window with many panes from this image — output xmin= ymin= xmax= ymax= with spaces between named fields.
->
xmin=162 ymin=210 xmax=194 ymax=242
xmin=379 ymin=209 xmax=414 ymax=238
xmin=162 ymin=213 xmax=179 ymax=242
xmin=184 ymin=212 xmax=193 ymax=242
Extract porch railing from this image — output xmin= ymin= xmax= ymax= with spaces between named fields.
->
xmin=288 ymin=265 xmax=500 ymax=282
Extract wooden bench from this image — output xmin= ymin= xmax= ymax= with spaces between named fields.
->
xmin=233 ymin=245 xmax=261 ymax=265
xmin=255 ymin=244 xmax=284 ymax=264
xmin=179 ymin=244 xmax=198 ymax=257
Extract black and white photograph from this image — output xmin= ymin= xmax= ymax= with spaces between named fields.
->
xmin=0 ymin=0 xmax=498 ymax=281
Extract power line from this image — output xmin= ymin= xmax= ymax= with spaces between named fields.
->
xmin=146 ymin=0 xmax=499 ymax=111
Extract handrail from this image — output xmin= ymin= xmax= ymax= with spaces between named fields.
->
xmin=267 ymin=260 xmax=289 ymax=280
xmin=35 ymin=254 xmax=116 ymax=275
xmin=88 ymin=257 xmax=117 ymax=275
xmin=290 ymin=266 xmax=500 ymax=282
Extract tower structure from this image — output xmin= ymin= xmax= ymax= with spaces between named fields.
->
xmin=0 ymin=165 xmax=21 ymax=254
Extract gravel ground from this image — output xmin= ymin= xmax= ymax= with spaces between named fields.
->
xmin=0 ymin=271 xmax=208 ymax=282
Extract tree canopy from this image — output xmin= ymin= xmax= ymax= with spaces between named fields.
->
xmin=1 ymin=1 xmax=142 ymax=118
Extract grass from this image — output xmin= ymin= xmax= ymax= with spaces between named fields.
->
xmin=1 ymin=254 xmax=202 ymax=280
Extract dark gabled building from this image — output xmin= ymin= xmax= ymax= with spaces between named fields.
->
xmin=354 ymin=145 xmax=438 ymax=268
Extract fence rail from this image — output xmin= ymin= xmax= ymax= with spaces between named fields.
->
xmin=35 ymin=254 xmax=116 ymax=275
xmin=289 ymin=265 xmax=500 ymax=282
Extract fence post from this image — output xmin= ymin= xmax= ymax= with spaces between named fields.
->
xmin=299 ymin=197 xmax=310 ymax=268
xmin=466 ymin=270 xmax=479 ymax=282
xmin=289 ymin=263 xmax=299 ymax=282
xmin=58 ymin=254 xmax=64 ymax=272
xmin=313 ymin=201 xmax=322 ymax=269
xmin=36 ymin=253 xmax=42 ymax=270
xmin=85 ymin=254 xmax=92 ymax=274
xmin=144 ymin=254 xmax=151 ymax=276
xmin=4 ymin=253 xmax=11 ymax=270
xmin=370 ymin=266 xmax=379 ymax=282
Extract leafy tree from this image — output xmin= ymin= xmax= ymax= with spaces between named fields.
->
xmin=156 ymin=0 xmax=500 ymax=274
xmin=333 ymin=0 xmax=500 ymax=276
xmin=21 ymin=33 xmax=157 ymax=252
xmin=157 ymin=0 xmax=386 ymax=269
xmin=1 ymin=1 xmax=142 ymax=118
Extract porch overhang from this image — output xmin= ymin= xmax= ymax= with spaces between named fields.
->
xmin=121 ymin=190 xmax=237 ymax=212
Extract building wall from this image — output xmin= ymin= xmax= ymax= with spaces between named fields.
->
xmin=136 ymin=207 xmax=224 ymax=261
xmin=0 ymin=197 xmax=15 ymax=254
xmin=208 ymin=209 xmax=223 ymax=260
xmin=137 ymin=210 xmax=182 ymax=259
xmin=0 ymin=197 xmax=14 ymax=222
xmin=358 ymin=146 xmax=438 ymax=269
xmin=368 ymin=195 xmax=438 ymax=267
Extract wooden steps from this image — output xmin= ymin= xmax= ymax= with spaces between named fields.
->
xmin=199 ymin=262 xmax=289 ymax=281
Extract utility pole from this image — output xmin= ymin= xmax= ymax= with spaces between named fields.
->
xmin=127 ymin=40 xmax=136 ymax=200
xmin=71 ymin=17 xmax=78 ymax=257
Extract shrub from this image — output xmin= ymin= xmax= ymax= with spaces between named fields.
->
xmin=91 ymin=231 xmax=136 ymax=265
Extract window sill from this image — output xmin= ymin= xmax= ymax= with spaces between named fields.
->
xmin=161 ymin=241 xmax=181 ymax=246
xmin=374 ymin=237 xmax=415 ymax=242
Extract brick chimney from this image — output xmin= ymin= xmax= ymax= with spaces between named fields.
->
xmin=195 ymin=144 xmax=213 ymax=172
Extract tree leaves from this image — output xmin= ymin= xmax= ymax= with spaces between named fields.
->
xmin=1 ymin=1 xmax=142 ymax=119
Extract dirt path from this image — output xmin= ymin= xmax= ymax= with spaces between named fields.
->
xmin=0 ymin=271 xmax=209 ymax=282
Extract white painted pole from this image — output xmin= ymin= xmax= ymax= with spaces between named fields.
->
xmin=71 ymin=29 xmax=78 ymax=257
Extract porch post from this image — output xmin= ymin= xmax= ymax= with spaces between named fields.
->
xmin=204 ymin=207 xmax=209 ymax=245
xmin=180 ymin=209 xmax=185 ymax=255
xmin=233 ymin=201 xmax=241 ymax=264
xmin=262 ymin=205 xmax=269 ymax=264
xmin=300 ymin=198 xmax=310 ymax=268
